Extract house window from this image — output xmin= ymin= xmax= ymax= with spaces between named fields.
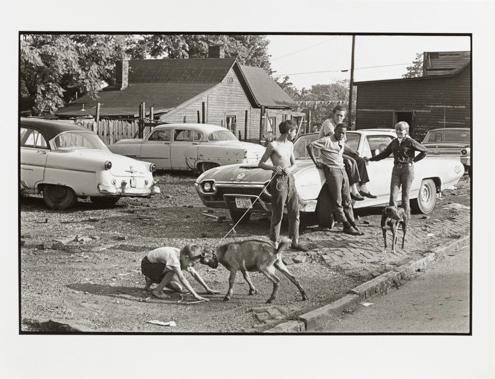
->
xmin=226 ymin=115 xmax=237 ymax=135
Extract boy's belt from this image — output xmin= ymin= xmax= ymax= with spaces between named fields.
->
xmin=394 ymin=162 xmax=413 ymax=167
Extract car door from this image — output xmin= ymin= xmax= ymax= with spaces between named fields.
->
xmin=360 ymin=134 xmax=394 ymax=199
xmin=139 ymin=128 xmax=172 ymax=169
xmin=20 ymin=127 xmax=49 ymax=191
xmin=170 ymin=128 xmax=198 ymax=170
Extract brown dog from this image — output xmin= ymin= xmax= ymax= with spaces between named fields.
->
xmin=209 ymin=238 xmax=308 ymax=303
xmin=381 ymin=206 xmax=407 ymax=253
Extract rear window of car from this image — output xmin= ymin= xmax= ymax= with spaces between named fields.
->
xmin=52 ymin=131 xmax=108 ymax=151
xmin=208 ymin=130 xmax=237 ymax=141
xmin=366 ymin=135 xmax=394 ymax=157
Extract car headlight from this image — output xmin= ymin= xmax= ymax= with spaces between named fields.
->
xmin=104 ymin=161 xmax=112 ymax=170
xmin=202 ymin=181 xmax=216 ymax=193
xmin=461 ymin=148 xmax=469 ymax=156
xmin=149 ymin=163 xmax=156 ymax=172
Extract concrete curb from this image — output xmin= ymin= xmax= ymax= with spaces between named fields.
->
xmin=265 ymin=235 xmax=469 ymax=333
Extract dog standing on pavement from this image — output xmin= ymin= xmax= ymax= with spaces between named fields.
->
xmin=208 ymin=237 xmax=308 ymax=304
xmin=381 ymin=205 xmax=407 ymax=253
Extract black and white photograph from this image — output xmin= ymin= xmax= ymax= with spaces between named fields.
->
xmin=18 ymin=32 xmax=472 ymax=334
xmin=3 ymin=1 xmax=495 ymax=378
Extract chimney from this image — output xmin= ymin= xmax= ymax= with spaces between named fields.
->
xmin=208 ymin=45 xmax=225 ymax=58
xmin=115 ymin=59 xmax=129 ymax=90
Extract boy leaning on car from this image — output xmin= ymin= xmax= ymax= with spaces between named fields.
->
xmin=307 ymin=123 xmax=363 ymax=236
xmin=364 ymin=121 xmax=427 ymax=219
xmin=258 ymin=119 xmax=307 ymax=252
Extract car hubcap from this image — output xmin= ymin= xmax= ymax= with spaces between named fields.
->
xmin=421 ymin=185 xmax=431 ymax=203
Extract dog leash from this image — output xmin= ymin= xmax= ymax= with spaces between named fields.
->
xmin=218 ymin=174 xmax=278 ymax=244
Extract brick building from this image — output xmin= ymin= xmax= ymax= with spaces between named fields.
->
xmin=354 ymin=51 xmax=471 ymax=140
xmin=56 ymin=46 xmax=303 ymax=144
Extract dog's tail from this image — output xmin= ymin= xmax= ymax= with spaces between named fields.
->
xmin=276 ymin=238 xmax=291 ymax=254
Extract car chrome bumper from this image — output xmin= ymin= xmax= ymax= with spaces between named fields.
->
xmin=97 ymin=183 xmax=160 ymax=197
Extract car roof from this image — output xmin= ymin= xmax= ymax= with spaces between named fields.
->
xmin=21 ymin=118 xmax=91 ymax=141
xmin=154 ymin=123 xmax=225 ymax=133
xmin=425 ymin=128 xmax=470 ymax=133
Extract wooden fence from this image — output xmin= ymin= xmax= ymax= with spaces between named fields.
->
xmin=75 ymin=119 xmax=153 ymax=145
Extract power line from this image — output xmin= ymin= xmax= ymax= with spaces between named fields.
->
xmin=271 ymin=37 xmax=339 ymax=61
xmin=279 ymin=62 xmax=411 ymax=76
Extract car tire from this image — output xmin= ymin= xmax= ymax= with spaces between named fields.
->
xmin=229 ymin=209 xmax=251 ymax=224
xmin=199 ymin=162 xmax=219 ymax=173
xmin=90 ymin=196 xmax=121 ymax=208
xmin=315 ymin=186 xmax=335 ymax=228
xmin=411 ymin=179 xmax=437 ymax=214
xmin=42 ymin=185 xmax=77 ymax=210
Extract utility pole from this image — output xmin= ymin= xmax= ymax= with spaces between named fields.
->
xmin=348 ymin=35 xmax=356 ymax=129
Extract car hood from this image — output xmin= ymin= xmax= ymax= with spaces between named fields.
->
xmin=207 ymin=140 xmax=265 ymax=151
xmin=197 ymin=159 xmax=315 ymax=184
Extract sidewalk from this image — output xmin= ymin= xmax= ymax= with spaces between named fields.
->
xmin=317 ymin=245 xmax=470 ymax=333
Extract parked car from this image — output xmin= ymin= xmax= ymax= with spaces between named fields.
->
xmin=195 ymin=129 xmax=465 ymax=225
xmin=109 ymin=123 xmax=266 ymax=173
xmin=422 ymin=128 xmax=471 ymax=175
xmin=20 ymin=118 xmax=160 ymax=210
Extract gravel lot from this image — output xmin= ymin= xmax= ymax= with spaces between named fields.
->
xmin=20 ymin=172 xmax=470 ymax=333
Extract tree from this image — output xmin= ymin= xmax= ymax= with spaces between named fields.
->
xmin=403 ymin=53 xmax=424 ymax=78
xmin=274 ymin=75 xmax=300 ymax=99
xmin=137 ymin=34 xmax=272 ymax=72
xmin=20 ymin=34 xmax=129 ymax=115
xmin=20 ymin=33 xmax=274 ymax=115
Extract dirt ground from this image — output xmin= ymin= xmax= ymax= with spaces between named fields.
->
xmin=20 ymin=173 xmax=470 ymax=333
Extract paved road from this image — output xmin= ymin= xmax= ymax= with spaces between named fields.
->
xmin=321 ymin=246 xmax=470 ymax=333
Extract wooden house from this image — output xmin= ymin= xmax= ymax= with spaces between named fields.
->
xmin=354 ymin=51 xmax=471 ymax=140
xmin=56 ymin=46 xmax=303 ymax=144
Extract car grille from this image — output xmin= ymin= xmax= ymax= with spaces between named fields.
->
xmin=209 ymin=185 xmax=272 ymax=203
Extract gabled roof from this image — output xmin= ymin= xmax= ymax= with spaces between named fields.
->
xmin=237 ymin=65 xmax=296 ymax=108
xmin=57 ymin=58 xmax=236 ymax=117
xmin=56 ymin=82 xmax=216 ymax=117
xmin=56 ymin=58 xmax=295 ymax=118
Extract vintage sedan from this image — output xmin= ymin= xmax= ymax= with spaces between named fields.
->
xmin=109 ymin=123 xmax=265 ymax=173
xmin=195 ymin=129 xmax=465 ymax=226
xmin=422 ymin=128 xmax=471 ymax=175
xmin=20 ymin=118 xmax=160 ymax=210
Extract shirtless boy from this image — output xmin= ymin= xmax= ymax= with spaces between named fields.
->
xmin=258 ymin=119 xmax=307 ymax=251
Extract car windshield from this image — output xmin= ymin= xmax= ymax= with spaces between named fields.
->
xmin=423 ymin=129 xmax=470 ymax=144
xmin=52 ymin=131 xmax=109 ymax=151
xmin=293 ymin=132 xmax=360 ymax=159
xmin=208 ymin=130 xmax=237 ymax=141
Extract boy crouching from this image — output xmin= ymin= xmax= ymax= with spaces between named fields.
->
xmin=141 ymin=245 xmax=219 ymax=301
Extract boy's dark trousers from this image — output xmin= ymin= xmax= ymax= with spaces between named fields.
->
xmin=269 ymin=173 xmax=300 ymax=243
xmin=322 ymin=165 xmax=356 ymax=226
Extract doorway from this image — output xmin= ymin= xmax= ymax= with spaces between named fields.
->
xmin=394 ymin=112 xmax=414 ymax=135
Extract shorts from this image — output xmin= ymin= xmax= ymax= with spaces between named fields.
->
xmin=141 ymin=256 xmax=167 ymax=284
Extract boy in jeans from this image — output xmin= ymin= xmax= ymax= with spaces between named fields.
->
xmin=258 ymin=120 xmax=307 ymax=251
